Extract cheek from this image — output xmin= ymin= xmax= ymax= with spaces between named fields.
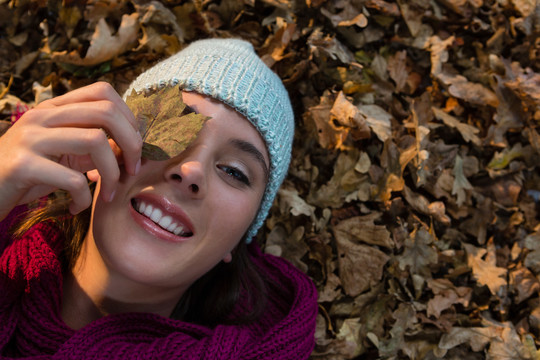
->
xmin=90 ymin=179 xmax=127 ymax=246
xmin=210 ymin=190 xmax=261 ymax=239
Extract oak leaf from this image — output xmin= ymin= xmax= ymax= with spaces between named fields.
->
xmin=426 ymin=278 xmax=472 ymax=318
xmin=464 ymin=241 xmax=507 ymax=295
xmin=398 ymin=227 xmax=438 ymax=277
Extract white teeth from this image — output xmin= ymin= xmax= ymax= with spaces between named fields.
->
xmin=158 ymin=216 xmax=172 ymax=229
xmin=143 ymin=204 xmax=153 ymax=217
xmin=173 ymin=226 xmax=184 ymax=235
xmin=150 ymin=208 xmax=162 ymax=223
xmin=135 ymin=200 xmax=189 ymax=237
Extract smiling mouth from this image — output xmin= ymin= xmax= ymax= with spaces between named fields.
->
xmin=131 ymin=199 xmax=193 ymax=238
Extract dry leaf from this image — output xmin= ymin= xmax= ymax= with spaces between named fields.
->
xmin=330 ymin=91 xmax=371 ymax=142
xmin=452 ymin=155 xmax=474 ymax=206
xmin=137 ymin=1 xmax=185 ymax=43
xmin=307 ymin=92 xmax=344 ymax=150
xmin=356 ymin=104 xmax=392 ymax=142
xmin=334 ymin=318 xmax=363 ymax=358
xmin=398 ymin=227 xmax=438 ymax=277
xmin=377 ymin=303 xmax=417 ymax=357
xmin=125 ymin=85 xmax=209 ymax=160
xmin=308 ymin=150 xmax=368 ymax=208
xmin=52 ymin=14 xmax=139 ymax=67
xmin=509 ymin=267 xmax=540 ymax=304
xmin=278 ymin=186 xmax=316 ymax=217
xmin=333 ymin=213 xmax=394 ymax=249
xmin=403 ymin=185 xmax=451 ymax=225
xmin=464 ymin=241 xmax=507 ymax=295
xmin=426 ymin=278 xmax=472 ymax=318
xmin=438 ymin=326 xmax=496 ymax=353
xmin=432 ymin=107 xmax=481 ymax=146
xmin=488 ymin=143 xmax=525 ymax=170
xmin=388 ymin=50 xmax=408 ymax=93
xmin=334 ymin=224 xmax=389 ymax=297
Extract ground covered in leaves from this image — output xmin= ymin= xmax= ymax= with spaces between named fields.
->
xmin=1 ymin=0 xmax=540 ymax=358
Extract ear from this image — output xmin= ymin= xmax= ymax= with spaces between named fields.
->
xmin=222 ymin=252 xmax=232 ymax=263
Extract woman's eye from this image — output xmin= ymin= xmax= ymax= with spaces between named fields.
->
xmin=219 ymin=165 xmax=250 ymax=186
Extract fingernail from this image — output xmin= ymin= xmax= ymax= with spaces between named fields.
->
xmin=135 ymin=158 xmax=141 ymax=175
xmin=108 ymin=189 xmax=116 ymax=202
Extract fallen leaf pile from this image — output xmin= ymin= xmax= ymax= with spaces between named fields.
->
xmin=1 ymin=0 xmax=540 ymax=358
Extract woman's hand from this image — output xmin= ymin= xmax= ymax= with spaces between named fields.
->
xmin=0 ymin=82 xmax=143 ymax=221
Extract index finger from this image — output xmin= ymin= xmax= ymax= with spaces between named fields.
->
xmin=42 ymin=82 xmax=137 ymax=132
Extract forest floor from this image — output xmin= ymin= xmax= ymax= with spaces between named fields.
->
xmin=1 ymin=0 xmax=540 ymax=359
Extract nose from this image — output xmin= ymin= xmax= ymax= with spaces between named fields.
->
xmin=165 ymin=160 xmax=207 ymax=198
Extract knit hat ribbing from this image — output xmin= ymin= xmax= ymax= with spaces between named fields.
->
xmin=124 ymin=38 xmax=294 ymax=242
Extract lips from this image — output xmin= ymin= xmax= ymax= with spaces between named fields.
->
xmin=130 ymin=194 xmax=194 ymax=240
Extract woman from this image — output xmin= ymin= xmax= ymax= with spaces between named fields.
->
xmin=0 ymin=39 xmax=317 ymax=359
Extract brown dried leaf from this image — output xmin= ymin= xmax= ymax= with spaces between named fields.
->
xmin=318 ymin=272 xmax=342 ymax=302
xmin=137 ymin=1 xmax=186 ymax=43
xmin=426 ymin=278 xmax=472 ymax=318
xmin=445 ymin=73 xmax=499 ymax=108
xmin=278 ymin=186 xmax=316 ymax=218
xmin=307 ymin=92 xmax=344 ymax=150
xmin=59 ymin=6 xmax=82 ymax=38
xmin=335 ymin=224 xmax=390 ymax=297
xmin=52 ymin=14 xmax=139 ymax=67
xmin=125 ymin=85 xmax=209 ymax=160
xmin=330 ymin=92 xmax=371 ymax=142
xmin=388 ymin=50 xmax=408 ymax=93
xmin=464 ymin=240 xmax=507 ymax=295
xmin=260 ymin=21 xmax=296 ymax=67
xmin=376 ymin=303 xmax=417 ymax=357
xmin=438 ymin=326 xmax=496 ymax=353
xmin=356 ymin=104 xmax=392 ymax=142
xmin=452 ymin=155 xmax=474 ymax=206
xmin=265 ymin=225 xmax=309 ymax=273
xmin=333 ymin=213 xmax=394 ymax=249
xmin=334 ymin=318 xmax=363 ymax=358
xmin=309 ymin=150 xmax=369 ymax=208
xmin=403 ymin=185 xmax=451 ymax=225
xmin=308 ymin=29 xmax=357 ymax=64
xmin=509 ymin=0 xmax=538 ymax=17
xmin=432 ymin=107 xmax=481 ymax=146
xmin=486 ymin=320 xmax=535 ymax=359
xmin=505 ymin=70 xmax=540 ymax=111
xmin=398 ymin=227 xmax=438 ymax=277
xmin=509 ymin=267 xmax=540 ymax=304
xmin=320 ymin=2 xmax=367 ymax=28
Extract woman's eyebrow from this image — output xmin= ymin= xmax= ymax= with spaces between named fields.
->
xmin=230 ymin=139 xmax=269 ymax=181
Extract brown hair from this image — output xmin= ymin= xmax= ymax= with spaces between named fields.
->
xmin=13 ymin=185 xmax=268 ymax=327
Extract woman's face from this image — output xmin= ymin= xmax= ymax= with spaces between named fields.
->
xmin=87 ymin=91 xmax=269 ymax=294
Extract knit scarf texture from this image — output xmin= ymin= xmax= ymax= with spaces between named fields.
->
xmin=0 ymin=206 xmax=318 ymax=359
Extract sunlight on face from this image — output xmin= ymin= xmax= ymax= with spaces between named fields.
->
xmin=83 ymin=91 xmax=269 ymax=304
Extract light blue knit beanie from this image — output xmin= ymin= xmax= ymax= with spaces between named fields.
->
xmin=124 ymin=38 xmax=295 ymax=243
